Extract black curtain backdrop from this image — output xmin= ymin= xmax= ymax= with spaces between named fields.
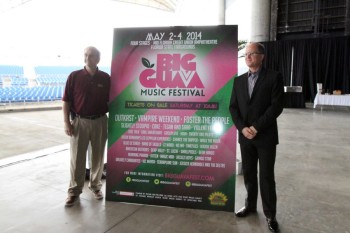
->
xmin=261 ymin=36 xmax=350 ymax=103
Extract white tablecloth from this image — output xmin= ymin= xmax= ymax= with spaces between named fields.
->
xmin=313 ymin=94 xmax=350 ymax=108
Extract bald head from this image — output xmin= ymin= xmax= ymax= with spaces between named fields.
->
xmin=84 ymin=46 xmax=100 ymax=70
xmin=84 ymin=46 xmax=100 ymax=58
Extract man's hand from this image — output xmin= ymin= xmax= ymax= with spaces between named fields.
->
xmin=64 ymin=122 xmax=74 ymax=136
xmin=242 ymin=126 xmax=257 ymax=139
xmin=249 ymin=126 xmax=258 ymax=135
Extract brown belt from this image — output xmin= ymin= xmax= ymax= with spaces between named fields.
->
xmin=75 ymin=114 xmax=105 ymax=120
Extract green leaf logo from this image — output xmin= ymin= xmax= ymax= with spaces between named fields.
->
xmin=142 ymin=57 xmax=154 ymax=68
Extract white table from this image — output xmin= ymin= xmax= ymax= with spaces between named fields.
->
xmin=313 ymin=94 xmax=350 ymax=108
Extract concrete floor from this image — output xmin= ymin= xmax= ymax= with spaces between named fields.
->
xmin=0 ymin=104 xmax=350 ymax=233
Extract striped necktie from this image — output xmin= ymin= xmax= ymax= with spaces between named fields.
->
xmin=248 ymin=72 xmax=258 ymax=97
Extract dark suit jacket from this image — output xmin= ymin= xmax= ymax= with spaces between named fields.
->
xmin=229 ymin=67 xmax=284 ymax=146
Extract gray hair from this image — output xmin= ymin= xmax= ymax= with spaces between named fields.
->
xmin=85 ymin=46 xmax=101 ymax=57
xmin=247 ymin=42 xmax=265 ymax=54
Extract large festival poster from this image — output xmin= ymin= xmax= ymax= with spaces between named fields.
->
xmin=107 ymin=25 xmax=238 ymax=212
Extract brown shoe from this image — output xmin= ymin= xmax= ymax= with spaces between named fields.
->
xmin=65 ymin=195 xmax=79 ymax=207
xmin=91 ymin=190 xmax=103 ymax=200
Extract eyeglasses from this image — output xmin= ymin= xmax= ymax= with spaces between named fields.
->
xmin=243 ymin=52 xmax=263 ymax=57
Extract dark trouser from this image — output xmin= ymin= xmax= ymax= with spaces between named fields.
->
xmin=240 ymin=143 xmax=277 ymax=219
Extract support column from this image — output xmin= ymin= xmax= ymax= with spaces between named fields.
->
xmin=250 ymin=0 xmax=271 ymax=42
xmin=270 ymin=0 xmax=278 ymax=41
xmin=218 ymin=0 xmax=226 ymax=25
xmin=346 ymin=0 xmax=350 ymax=36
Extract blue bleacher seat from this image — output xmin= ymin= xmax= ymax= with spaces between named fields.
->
xmin=0 ymin=86 xmax=64 ymax=103
xmin=1 ymin=65 xmax=110 ymax=103
xmin=0 ymin=65 xmax=24 ymax=76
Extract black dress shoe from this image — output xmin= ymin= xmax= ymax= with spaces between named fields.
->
xmin=266 ymin=218 xmax=279 ymax=232
xmin=235 ymin=206 xmax=257 ymax=217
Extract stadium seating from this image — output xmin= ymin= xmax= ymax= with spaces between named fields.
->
xmin=0 ymin=65 xmax=24 ymax=77
xmin=0 ymin=65 xmax=110 ymax=103
xmin=11 ymin=77 xmax=28 ymax=86
xmin=0 ymin=86 xmax=64 ymax=103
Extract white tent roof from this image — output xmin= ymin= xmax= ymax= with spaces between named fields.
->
xmin=114 ymin=0 xmax=180 ymax=12
xmin=0 ymin=0 xmax=180 ymax=13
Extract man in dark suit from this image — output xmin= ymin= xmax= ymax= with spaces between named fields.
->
xmin=229 ymin=42 xmax=284 ymax=232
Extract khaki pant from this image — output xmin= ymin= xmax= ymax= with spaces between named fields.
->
xmin=68 ymin=115 xmax=107 ymax=196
